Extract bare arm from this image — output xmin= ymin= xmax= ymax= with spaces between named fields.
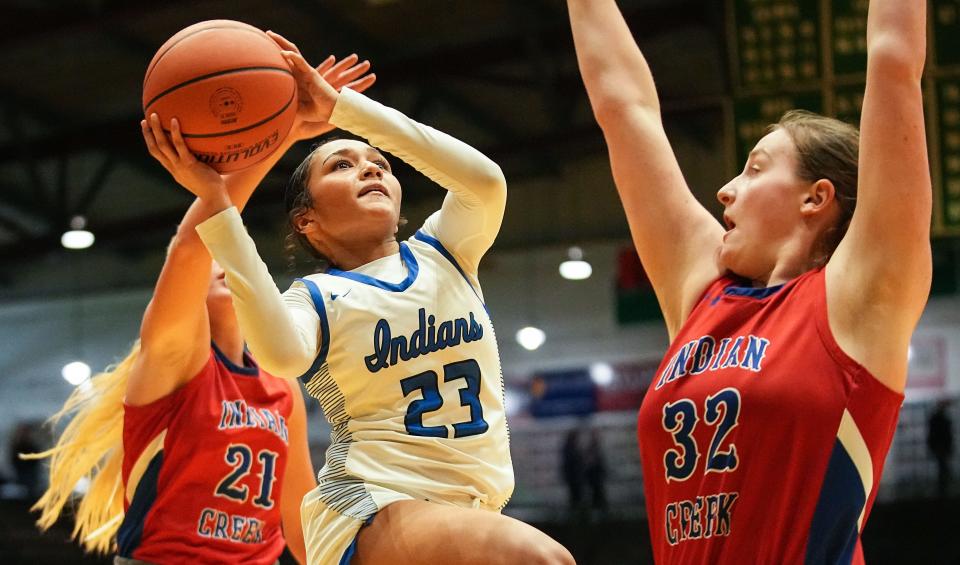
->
xmin=126 ymin=120 xmax=232 ymax=406
xmin=567 ymin=0 xmax=724 ymax=338
xmin=136 ymin=54 xmax=375 ymax=383
xmin=826 ymin=0 xmax=931 ymax=392
xmin=127 ymin=110 xmax=317 ymax=406
xmin=280 ymin=381 xmax=315 ymax=564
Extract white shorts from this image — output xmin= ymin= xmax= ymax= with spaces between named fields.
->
xmin=301 ymin=483 xmax=415 ymax=565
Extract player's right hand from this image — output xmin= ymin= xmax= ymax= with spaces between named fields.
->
xmin=267 ymin=31 xmax=344 ymax=140
xmin=141 ymin=113 xmax=228 ymax=204
xmin=283 ymin=50 xmax=376 ymax=141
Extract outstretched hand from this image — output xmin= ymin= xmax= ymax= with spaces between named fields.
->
xmin=141 ymin=113 xmax=228 ymax=206
xmin=267 ymin=30 xmax=376 ymax=141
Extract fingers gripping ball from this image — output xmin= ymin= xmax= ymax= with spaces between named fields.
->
xmin=143 ymin=20 xmax=297 ymax=172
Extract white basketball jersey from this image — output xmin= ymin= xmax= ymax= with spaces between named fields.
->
xmin=298 ymin=228 xmax=514 ymax=518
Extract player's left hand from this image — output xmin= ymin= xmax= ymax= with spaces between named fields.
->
xmin=267 ymin=31 xmax=376 ymax=141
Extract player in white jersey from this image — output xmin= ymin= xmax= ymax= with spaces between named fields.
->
xmin=171 ymin=32 xmax=575 ymax=565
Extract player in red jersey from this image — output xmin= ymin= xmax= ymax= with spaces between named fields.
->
xmin=26 ymin=54 xmax=376 ymax=564
xmin=568 ymin=0 xmax=929 ymax=563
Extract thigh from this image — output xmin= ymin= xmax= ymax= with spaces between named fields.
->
xmin=301 ymin=491 xmax=369 ymax=565
xmin=353 ymin=500 xmax=573 ymax=565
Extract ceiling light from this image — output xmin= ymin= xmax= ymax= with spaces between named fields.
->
xmin=559 ymin=246 xmax=592 ymax=280
xmin=61 ymin=216 xmax=94 ymax=250
xmin=589 ymin=362 xmax=615 ymax=387
xmin=516 ymin=326 xmax=546 ymax=351
xmin=62 ymin=361 xmax=91 ymax=385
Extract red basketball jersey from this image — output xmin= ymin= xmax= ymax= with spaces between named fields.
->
xmin=118 ymin=345 xmax=293 ymax=564
xmin=637 ymin=268 xmax=903 ymax=564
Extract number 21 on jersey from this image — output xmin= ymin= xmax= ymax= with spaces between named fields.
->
xmin=214 ymin=444 xmax=279 ymax=509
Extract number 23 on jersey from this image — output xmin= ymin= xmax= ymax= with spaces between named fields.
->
xmin=400 ymin=358 xmax=489 ymax=439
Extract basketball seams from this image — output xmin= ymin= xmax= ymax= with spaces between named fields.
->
xmin=144 ymin=23 xmax=272 ymax=87
xmin=142 ymin=20 xmax=298 ymax=172
xmin=142 ymin=66 xmax=293 ymax=114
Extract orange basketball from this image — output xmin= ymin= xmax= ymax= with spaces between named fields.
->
xmin=143 ymin=20 xmax=297 ymax=172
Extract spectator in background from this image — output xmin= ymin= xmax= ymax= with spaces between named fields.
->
xmin=928 ymin=400 xmax=954 ymax=498
xmin=584 ymin=428 xmax=608 ymax=516
xmin=10 ymin=421 xmax=42 ymax=500
xmin=561 ymin=428 xmax=586 ymax=515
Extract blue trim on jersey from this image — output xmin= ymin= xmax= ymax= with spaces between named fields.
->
xmin=413 ymin=230 xmax=487 ymax=310
xmin=117 ymin=452 xmax=164 ymax=557
xmin=211 ymin=341 xmax=259 ymax=376
xmin=326 ymin=242 xmax=419 ymax=291
xmin=338 ymin=514 xmax=376 ymax=565
xmin=297 ymin=277 xmax=332 ymax=383
xmin=804 ymin=439 xmax=865 ymax=565
xmin=723 ymin=283 xmax=785 ymax=299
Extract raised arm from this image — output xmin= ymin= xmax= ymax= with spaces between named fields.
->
xmin=567 ymin=0 xmax=724 ymax=337
xmin=189 ymin=48 xmax=378 ymax=379
xmin=130 ymin=54 xmax=376 ymax=393
xmin=271 ymin=31 xmax=506 ymax=274
xmin=126 ymin=117 xmax=262 ymax=406
xmin=826 ymin=0 xmax=931 ymax=392
xmin=198 ymin=87 xmax=507 ymax=378
xmin=332 ymin=88 xmax=506 ymax=274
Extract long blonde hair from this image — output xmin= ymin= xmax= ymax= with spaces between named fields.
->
xmin=23 ymin=341 xmax=140 ymax=554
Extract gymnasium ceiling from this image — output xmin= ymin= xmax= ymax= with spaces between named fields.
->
xmin=0 ymin=0 xmax=728 ymax=300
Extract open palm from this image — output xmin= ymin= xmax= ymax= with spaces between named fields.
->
xmin=267 ymin=31 xmax=376 ymax=141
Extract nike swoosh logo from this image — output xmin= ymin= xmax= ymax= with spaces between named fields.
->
xmin=331 ymin=289 xmax=352 ymax=301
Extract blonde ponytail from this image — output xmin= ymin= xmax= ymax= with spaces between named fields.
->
xmin=23 ymin=341 xmax=141 ymax=554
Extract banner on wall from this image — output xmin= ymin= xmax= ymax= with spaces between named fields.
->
xmin=616 ymin=246 xmax=663 ymax=325
xmin=527 ymin=359 xmax=660 ymax=418
xmin=907 ymin=334 xmax=948 ymax=391
xmin=528 ymin=368 xmax=595 ymax=418
xmin=595 ymin=360 xmax=659 ymax=412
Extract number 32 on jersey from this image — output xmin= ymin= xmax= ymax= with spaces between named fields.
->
xmin=661 ymin=387 xmax=742 ymax=482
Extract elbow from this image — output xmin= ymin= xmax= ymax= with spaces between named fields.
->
xmin=868 ymin=35 xmax=925 ymax=83
xmin=467 ymin=159 xmax=507 ymax=204
xmin=590 ymin=98 xmax=661 ymax=133
xmin=480 ymin=162 xmax=507 ymax=201
xmin=586 ymin=78 xmax=659 ymax=127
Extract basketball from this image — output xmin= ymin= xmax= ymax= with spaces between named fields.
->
xmin=142 ymin=20 xmax=297 ymax=172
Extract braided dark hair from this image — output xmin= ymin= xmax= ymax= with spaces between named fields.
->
xmin=283 ymin=141 xmax=332 ymax=272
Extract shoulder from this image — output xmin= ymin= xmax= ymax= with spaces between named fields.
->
xmin=125 ymin=346 xmax=215 ymax=408
xmin=288 ymin=274 xmax=340 ymax=311
xmin=824 ymin=263 xmax=916 ymax=392
xmin=682 ymin=273 xmax=741 ymax=314
xmin=407 ymin=227 xmax=470 ymax=274
xmin=408 ymin=227 xmax=449 ymax=258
